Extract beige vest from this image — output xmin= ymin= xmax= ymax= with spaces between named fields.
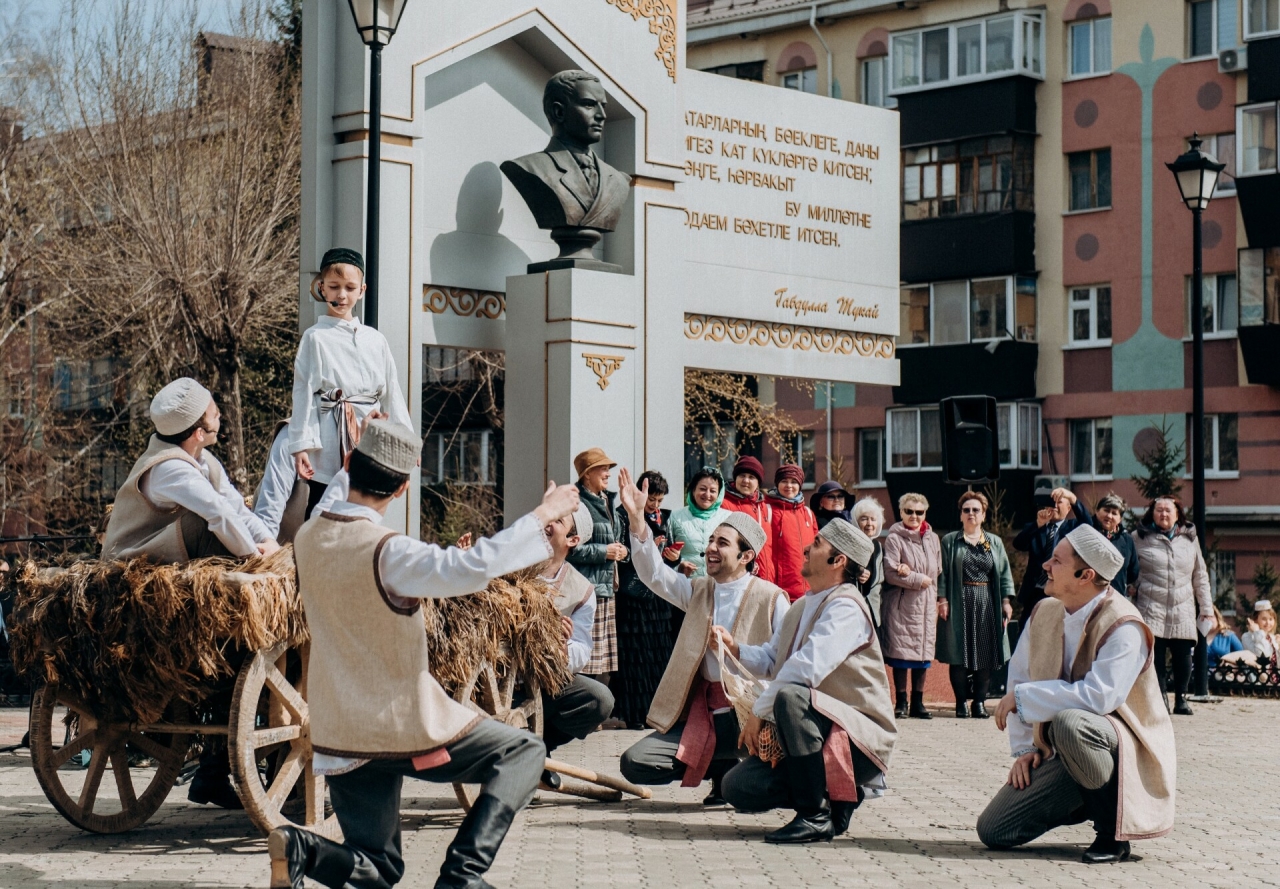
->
xmin=295 ymin=512 xmax=482 ymax=757
xmin=647 ymin=575 xmax=786 ymax=732
xmin=554 ymin=565 xmax=595 ymax=617
xmin=102 ymin=435 xmax=226 ymax=563
xmin=1027 ymin=592 xmax=1177 ymax=841
xmin=772 ymin=585 xmax=898 ymax=772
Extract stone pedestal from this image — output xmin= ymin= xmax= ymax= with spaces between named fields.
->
xmin=504 ymin=269 xmax=640 ymax=521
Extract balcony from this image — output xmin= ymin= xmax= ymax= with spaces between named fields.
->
xmin=902 ymin=210 xmax=1036 ymax=282
xmin=1248 ymin=35 xmax=1280 ymax=103
xmin=1236 ymin=173 xmax=1280 ymax=247
xmin=894 ymin=340 xmax=1038 ymax=404
xmin=1239 ymin=325 xmax=1280 ymax=386
xmin=897 ymin=76 xmax=1038 ymax=147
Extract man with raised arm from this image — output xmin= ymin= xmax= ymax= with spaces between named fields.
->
xmin=713 ymin=519 xmax=897 ymax=844
xmin=269 ymin=420 xmax=579 ymax=889
xmin=615 ymin=467 xmax=790 ymax=806
xmin=978 ymin=524 xmax=1176 ymax=864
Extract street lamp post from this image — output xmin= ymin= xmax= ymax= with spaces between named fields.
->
xmin=345 ymin=0 xmax=410 ymax=330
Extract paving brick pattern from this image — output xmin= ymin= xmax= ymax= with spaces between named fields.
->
xmin=0 ymin=699 xmax=1274 ymax=888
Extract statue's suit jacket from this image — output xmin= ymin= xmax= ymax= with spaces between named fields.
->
xmin=501 ymin=138 xmax=630 ymax=232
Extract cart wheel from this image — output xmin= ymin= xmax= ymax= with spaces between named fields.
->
xmin=29 ymin=683 xmax=190 ymax=833
xmin=451 ymin=658 xmax=543 ymax=811
xmin=229 ymin=642 xmax=340 ymax=840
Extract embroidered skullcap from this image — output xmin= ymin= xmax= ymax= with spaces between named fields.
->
xmin=719 ymin=512 xmax=767 ymax=555
xmin=819 ymin=518 xmax=874 ymax=570
xmin=571 ymin=503 xmax=594 ymax=542
xmin=1255 ymin=599 xmax=1275 ymax=613
xmin=320 ymin=247 xmax=365 ymax=276
xmin=149 ymin=377 xmax=212 ymax=436
xmin=1066 ymin=524 xmax=1124 ymax=582
xmin=354 ymin=419 xmax=419 ymax=475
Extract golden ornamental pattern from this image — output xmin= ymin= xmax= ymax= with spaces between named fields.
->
xmin=422 ymin=285 xmax=505 ymax=319
xmin=582 ymin=353 xmax=625 ymax=390
xmin=607 ymin=0 xmax=678 ymax=82
xmin=684 ymin=314 xmax=896 ymax=359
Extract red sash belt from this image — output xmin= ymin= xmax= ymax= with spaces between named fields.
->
xmin=675 ymin=677 xmax=731 ymax=787
xmin=823 ymin=724 xmax=859 ymax=803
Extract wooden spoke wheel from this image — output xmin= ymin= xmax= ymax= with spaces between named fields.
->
xmin=451 ymin=657 xmax=543 ymax=811
xmin=229 ymin=642 xmax=340 ymax=840
xmin=29 ymin=683 xmax=191 ymax=833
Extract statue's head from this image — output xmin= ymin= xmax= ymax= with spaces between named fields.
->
xmin=543 ymin=70 xmax=607 ymax=149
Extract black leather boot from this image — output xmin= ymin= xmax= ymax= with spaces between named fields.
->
xmin=909 ymin=692 xmax=932 ymax=719
xmin=268 ymin=825 xmax=356 ymax=889
xmin=894 ymin=693 xmax=909 ymax=719
xmin=1079 ymin=782 xmax=1130 ymax=864
xmin=187 ymin=743 xmax=243 ymax=810
xmin=830 ymin=786 xmax=863 ymax=836
xmin=970 ymin=700 xmax=990 ymax=719
xmin=435 ymin=793 xmax=518 ymax=889
xmin=702 ymin=775 xmax=726 ymax=806
xmin=764 ymin=753 xmax=834 ymax=844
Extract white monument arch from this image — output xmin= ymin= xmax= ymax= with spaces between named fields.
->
xmin=301 ymin=0 xmax=899 ymax=533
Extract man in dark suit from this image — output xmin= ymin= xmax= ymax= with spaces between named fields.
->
xmin=1012 ymin=487 xmax=1091 ymax=613
xmin=501 ymin=70 xmax=631 ymax=237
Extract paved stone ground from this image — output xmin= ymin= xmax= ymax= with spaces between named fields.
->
xmin=0 ymin=698 xmax=1276 ymax=889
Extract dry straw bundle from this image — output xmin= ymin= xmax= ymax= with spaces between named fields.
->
xmin=10 ymin=548 xmax=304 ymax=723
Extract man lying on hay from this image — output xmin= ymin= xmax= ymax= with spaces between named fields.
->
xmin=272 ymin=419 xmax=581 ymax=889
xmin=101 ymin=376 xmax=282 ymax=809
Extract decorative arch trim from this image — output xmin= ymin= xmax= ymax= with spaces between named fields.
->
xmin=777 ymin=40 xmax=818 ymax=73
xmin=856 ymin=28 xmax=890 ymax=59
xmin=1064 ymin=0 xmax=1110 ymax=22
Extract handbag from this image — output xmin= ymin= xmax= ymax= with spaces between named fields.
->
xmin=714 ymin=640 xmax=785 ymax=765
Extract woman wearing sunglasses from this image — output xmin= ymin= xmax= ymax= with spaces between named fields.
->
xmin=881 ymin=493 xmax=942 ymax=718
xmin=936 ymin=491 xmax=1015 ymax=719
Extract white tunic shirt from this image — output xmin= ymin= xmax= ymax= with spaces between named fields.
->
xmin=737 ymin=585 xmax=873 ymax=719
xmin=139 ymin=454 xmax=272 ymax=557
xmin=542 ymin=563 xmax=597 ymax=675
xmin=252 ymin=426 xmax=296 ymax=538
xmin=629 ymin=527 xmax=789 ymax=682
xmin=287 ymin=315 xmax=413 ymax=484
xmin=312 ymin=499 xmax=552 ymax=775
xmin=1005 ymin=590 xmax=1150 ymax=757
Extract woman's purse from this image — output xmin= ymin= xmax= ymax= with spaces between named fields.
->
xmin=714 ymin=640 xmax=785 ymax=765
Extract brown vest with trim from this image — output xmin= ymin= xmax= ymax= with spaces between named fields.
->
xmin=102 ymin=435 xmax=225 ymax=563
xmin=772 ymin=585 xmax=897 ymax=772
xmin=647 ymin=576 xmax=785 ymax=732
xmin=294 ymin=512 xmax=481 ymax=757
xmin=1027 ymin=592 xmax=1176 ymax=841
xmin=554 ymin=565 xmax=595 ymax=616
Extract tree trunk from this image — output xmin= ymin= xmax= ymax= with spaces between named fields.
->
xmin=212 ymin=363 xmax=247 ymax=489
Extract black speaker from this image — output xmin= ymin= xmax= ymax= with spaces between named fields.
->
xmin=939 ymin=396 xmax=1000 ymax=484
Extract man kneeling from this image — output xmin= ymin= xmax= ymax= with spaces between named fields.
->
xmin=713 ymin=519 xmax=897 ymax=843
xmin=979 ymin=525 xmax=1176 ymax=863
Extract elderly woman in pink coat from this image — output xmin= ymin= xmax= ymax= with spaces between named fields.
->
xmin=881 ymin=492 xmax=942 ymax=719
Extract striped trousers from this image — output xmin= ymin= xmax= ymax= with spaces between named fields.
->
xmin=977 ymin=709 xmax=1118 ymax=849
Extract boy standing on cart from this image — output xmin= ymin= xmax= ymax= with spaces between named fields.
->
xmin=272 ymin=419 xmax=579 ymax=889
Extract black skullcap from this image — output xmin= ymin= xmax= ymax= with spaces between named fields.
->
xmin=320 ymin=247 xmax=365 ymax=276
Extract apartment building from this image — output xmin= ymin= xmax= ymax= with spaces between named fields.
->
xmin=687 ymin=0 xmax=1280 ymax=600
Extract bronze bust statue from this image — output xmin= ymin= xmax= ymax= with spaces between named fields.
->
xmin=501 ymin=70 xmax=630 ymax=272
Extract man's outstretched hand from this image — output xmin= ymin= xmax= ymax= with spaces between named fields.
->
xmin=533 ymin=481 xmax=580 ymax=526
xmin=617 ymin=468 xmax=648 ymax=531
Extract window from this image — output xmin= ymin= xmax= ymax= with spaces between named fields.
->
xmin=1238 ymin=246 xmax=1280 ymax=325
xmin=1196 ymin=133 xmax=1236 ymax=195
xmin=6 ymin=375 xmax=26 ymax=418
xmin=1192 ymin=413 xmax=1240 ymax=475
xmin=1069 ymin=16 xmax=1111 ymax=76
xmin=902 ymin=136 xmax=1034 ymax=220
xmin=889 ymin=10 xmax=1045 ymax=94
xmin=54 ymin=358 xmax=116 ymax=411
xmin=703 ymin=61 xmax=765 ymax=82
xmin=861 ymin=57 xmax=896 ymax=108
xmin=1239 ymin=103 xmax=1279 ymax=176
xmin=1070 ymin=285 xmax=1113 ymax=345
xmin=425 ymin=346 xmax=477 ymax=382
xmin=859 ymin=427 xmax=885 ymax=484
xmin=1210 ymin=550 xmax=1237 ymax=607
xmin=1189 ymin=0 xmax=1217 ymax=56
xmin=1186 ymin=273 xmax=1238 ymax=336
xmin=796 ymin=430 xmax=817 ymax=484
xmin=1070 ymin=418 xmax=1114 ymax=479
xmin=423 ymin=430 xmax=496 ymax=485
xmin=887 ymin=406 xmax=942 ymax=470
xmin=993 ymin=402 xmax=1042 ymax=469
xmin=782 ymin=68 xmax=817 ymax=93
xmin=1246 ymin=0 xmax=1280 ymax=38
xmin=687 ymin=421 xmax=739 ymax=483
xmin=897 ymin=276 xmax=1036 ymax=346
xmin=1068 ymin=148 xmax=1112 ymax=211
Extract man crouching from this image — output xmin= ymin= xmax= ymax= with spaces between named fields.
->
xmin=713 ymin=519 xmax=897 ymax=843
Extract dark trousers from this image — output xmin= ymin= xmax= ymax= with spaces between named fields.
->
xmin=619 ymin=712 xmax=741 ymax=785
xmin=1154 ymin=637 xmax=1194 ymax=696
xmin=305 ymin=478 xmax=329 ymax=521
xmin=311 ymin=720 xmax=544 ymax=889
xmin=891 ymin=667 xmax=929 ymax=696
xmin=1193 ymin=632 xmax=1210 ymax=696
xmin=542 ymin=674 xmax=614 ymax=755
xmin=179 ymin=511 xmax=235 ymax=559
xmin=722 ymin=684 xmax=877 ymax=813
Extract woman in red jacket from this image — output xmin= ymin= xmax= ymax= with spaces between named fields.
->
xmin=767 ymin=464 xmax=817 ymax=602
xmin=719 ymin=456 xmax=776 ymax=583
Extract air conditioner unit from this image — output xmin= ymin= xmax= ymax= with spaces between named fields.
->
xmin=1219 ymin=46 xmax=1248 ymax=73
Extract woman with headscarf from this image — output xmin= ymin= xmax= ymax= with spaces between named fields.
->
xmin=810 ymin=480 xmax=854 ymax=530
xmin=767 ymin=463 xmax=818 ymax=602
xmin=667 ymin=466 xmax=730 ymax=578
